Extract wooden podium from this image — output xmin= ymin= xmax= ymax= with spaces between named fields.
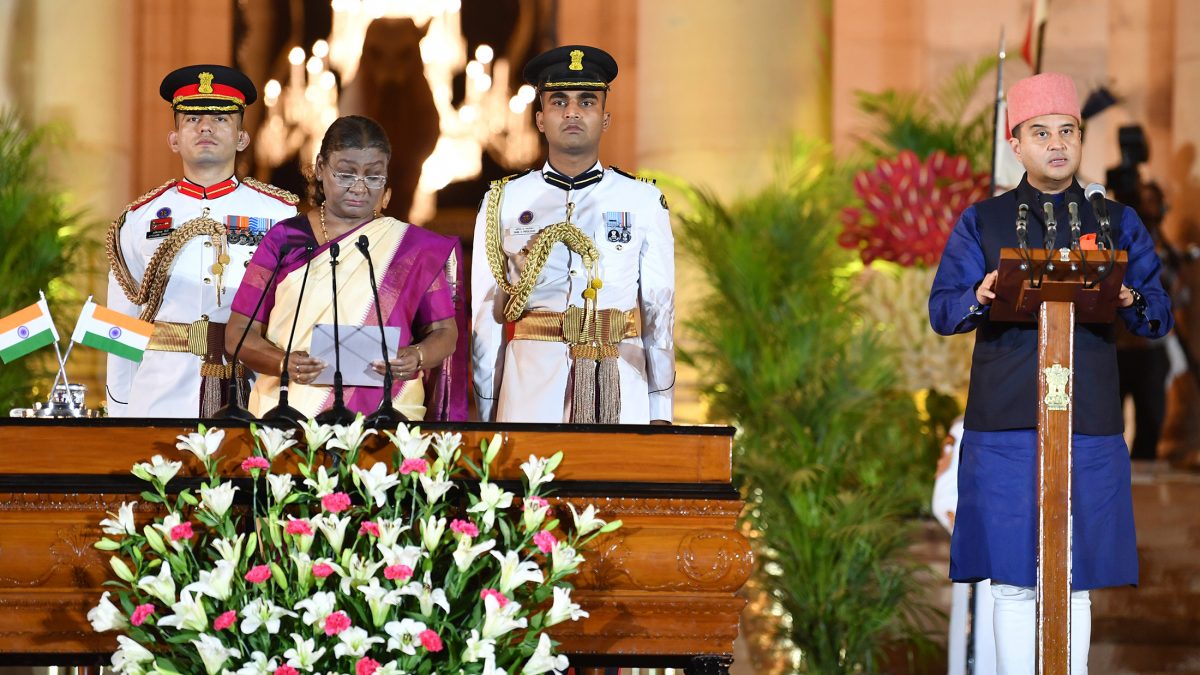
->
xmin=994 ymin=247 xmax=1126 ymax=674
xmin=0 ymin=420 xmax=750 ymax=673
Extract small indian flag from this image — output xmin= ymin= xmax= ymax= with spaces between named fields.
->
xmin=71 ymin=300 xmax=154 ymax=362
xmin=0 ymin=299 xmax=59 ymax=364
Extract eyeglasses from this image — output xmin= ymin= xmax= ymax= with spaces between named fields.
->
xmin=330 ymin=172 xmax=387 ymax=189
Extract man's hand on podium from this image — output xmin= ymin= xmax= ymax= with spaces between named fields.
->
xmin=1118 ymin=285 xmax=1135 ymax=308
xmin=976 ymin=270 xmax=1000 ymax=306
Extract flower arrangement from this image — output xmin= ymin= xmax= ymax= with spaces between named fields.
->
xmin=88 ymin=415 xmax=619 ymax=675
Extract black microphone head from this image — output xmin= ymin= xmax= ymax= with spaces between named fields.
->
xmin=1085 ymin=182 xmax=1106 ymax=202
xmin=356 ymin=234 xmax=370 ymax=255
xmin=329 ymin=242 xmax=340 ymax=258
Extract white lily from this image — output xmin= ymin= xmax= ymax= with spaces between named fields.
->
xmin=519 ymin=454 xmax=557 ymax=490
xmin=351 ymin=461 xmax=400 ymax=508
xmin=431 ymin=431 xmax=462 ymax=465
xmin=376 ymin=661 xmax=410 ymax=675
xmin=200 ymin=481 xmax=239 ymax=519
xmin=378 ymin=543 xmax=424 ymax=570
xmin=339 ymin=552 xmax=385 ymax=595
xmin=100 ymin=501 xmax=138 ymax=536
xmin=384 ymin=617 xmax=427 ymax=655
xmin=111 ymin=635 xmax=154 ymax=673
xmin=384 ymin=423 xmax=433 ymax=461
xmin=333 ymin=626 xmax=385 ymax=659
xmin=417 ymin=470 xmax=455 ymax=505
xmin=175 ymin=427 xmax=226 ymax=463
xmin=314 ymin=512 xmax=352 ymax=554
xmin=358 ymin=577 xmax=405 ymax=628
xmin=87 ymin=591 xmax=127 ymax=632
xmin=375 ymin=519 xmax=411 ymax=548
xmin=481 ymin=432 xmax=503 ymax=465
xmin=303 ymin=464 xmax=339 ymax=497
xmin=483 ymin=655 xmax=509 ymax=675
xmin=233 ymin=651 xmax=278 ymax=675
xmin=414 ymin=570 xmax=450 ymax=617
xmin=131 ymin=454 xmax=182 ymax=486
xmin=136 ymin=559 xmax=176 ymax=605
xmin=546 ymin=586 xmax=589 ymax=626
xmin=491 ymin=549 xmax=544 ymax=594
xmin=283 ymin=633 xmax=327 ymax=671
xmin=266 ymin=473 xmax=294 ymax=503
xmin=239 ymin=597 xmax=298 ymax=635
xmin=151 ymin=512 xmax=187 ymax=552
xmin=327 ymin=414 xmax=376 ymax=453
xmin=191 ymin=633 xmax=239 ymax=675
xmin=568 ymin=503 xmax=606 ymax=536
xmin=462 ymin=629 xmax=496 ymax=663
xmin=551 ymin=541 xmax=585 ymax=575
xmin=468 ymin=482 xmax=514 ymax=530
xmin=284 ymin=515 xmax=316 ymax=554
xmin=480 ymin=592 xmax=527 ymax=640
xmin=253 ymin=425 xmax=298 ymax=460
xmin=157 ymin=589 xmax=208 ymax=632
xmin=453 ymin=536 xmax=497 ymax=572
xmin=294 ymin=591 xmax=337 ymax=627
xmin=522 ymin=499 xmax=552 ymax=532
xmin=299 ymin=418 xmax=336 ymax=451
xmin=210 ymin=533 xmax=245 ymax=564
xmin=183 ymin=559 xmax=237 ymax=601
xmin=419 ymin=515 xmax=447 ymax=553
xmin=521 ymin=633 xmax=569 ymax=675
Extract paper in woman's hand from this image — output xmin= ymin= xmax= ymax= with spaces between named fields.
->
xmin=309 ymin=323 xmax=402 ymax=387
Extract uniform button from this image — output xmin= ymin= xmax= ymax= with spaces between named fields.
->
xmin=244 ymin=260 xmax=250 ymax=268
xmin=204 ymin=241 xmax=212 ymax=247
xmin=616 ymin=244 xmax=623 ymax=251
xmin=569 ymin=270 xmax=578 ymax=276
xmin=204 ymin=278 xmax=212 ymax=284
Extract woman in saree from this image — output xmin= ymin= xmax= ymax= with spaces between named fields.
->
xmin=226 ymin=115 xmax=467 ymax=420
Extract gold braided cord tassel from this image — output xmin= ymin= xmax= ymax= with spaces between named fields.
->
xmin=597 ymin=354 xmax=621 ymax=424
xmin=570 ymin=354 xmax=598 ymax=424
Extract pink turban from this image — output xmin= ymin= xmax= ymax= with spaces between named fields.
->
xmin=1007 ymin=72 xmax=1081 ymax=131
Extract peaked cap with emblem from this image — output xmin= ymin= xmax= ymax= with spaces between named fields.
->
xmin=522 ymin=45 xmax=618 ymax=92
xmin=159 ymin=64 xmax=258 ymax=113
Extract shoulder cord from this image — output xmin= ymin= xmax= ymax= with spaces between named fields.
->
xmin=106 ymin=214 xmax=226 ymax=321
xmin=484 ymin=177 xmax=599 ymax=322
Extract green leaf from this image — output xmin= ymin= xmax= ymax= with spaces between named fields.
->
xmin=139 ymin=490 xmax=163 ymax=505
xmin=109 ymin=556 xmax=135 ymax=582
xmin=598 ymin=519 xmax=623 ymax=533
xmin=177 ymin=489 xmax=198 ymax=506
xmin=270 ymin=562 xmax=288 ymax=591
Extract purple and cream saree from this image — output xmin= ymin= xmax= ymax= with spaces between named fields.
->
xmin=231 ymin=214 xmax=468 ymax=420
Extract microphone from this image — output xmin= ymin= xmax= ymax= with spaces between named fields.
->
xmin=1042 ymin=201 xmax=1057 ymax=251
xmin=356 ymin=235 xmax=407 ymax=429
xmin=1016 ymin=203 xmax=1029 ymax=248
xmin=215 ymin=244 xmax=292 ymax=421
xmin=315 ymin=241 xmax=355 ymax=426
xmin=1067 ymin=201 xmax=1082 ymax=248
xmin=262 ymin=242 xmax=315 ymax=427
xmin=1085 ymin=182 xmax=1113 ymax=248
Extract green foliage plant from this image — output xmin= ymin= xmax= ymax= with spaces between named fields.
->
xmin=674 ymin=140 xmax=935 ymax=672
xmin=0 ymin=109 xmax=87 ymax=411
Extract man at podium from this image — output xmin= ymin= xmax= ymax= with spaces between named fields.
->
xmin=928 ymin=72 xmax=1173 ymax=673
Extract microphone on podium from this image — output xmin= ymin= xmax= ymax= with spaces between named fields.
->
xmin=262 ymin=242 xmax=315 ymax=427
xmin=355 ymin=234 xmax=407 ymax=429
xmin=315 ymin=241 xmax=355 ymax=426
xmin=215 ymin=244 xmax=292 ymax=421
xmin=1084 ymin=183 xmax=1113 ymax=248
xmin=1016 ymin=203 xmax=1030 ymax=249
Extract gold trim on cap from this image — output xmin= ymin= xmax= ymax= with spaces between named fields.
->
xmin=541 ymin=81 xmax=609 ymax=90
xmin=172 ymin=102 xmax=245 ymax=112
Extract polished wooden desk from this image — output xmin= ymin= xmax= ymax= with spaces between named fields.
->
xmin=0 ymin=419 xmax=749 ymax=673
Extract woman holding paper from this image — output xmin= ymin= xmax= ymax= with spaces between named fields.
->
xmin=226 ymin=115 xmax=466 ymax=421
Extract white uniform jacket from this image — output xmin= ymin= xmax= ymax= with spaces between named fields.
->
xmin=471 ymin=162 xmax=675 ymax=423
xmin=106 ymin=177 xmax=298 ymax=417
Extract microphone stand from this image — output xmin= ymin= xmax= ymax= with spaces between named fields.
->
xmin=215 ymin=245 xmax=292 ymax=421
xmin=356 ymin=234 xmax=407 ymax=429
xmin=315 ymin=241 xmax=355 ymax=426
xmin=262 ymin=242 xmax=315 ymax=427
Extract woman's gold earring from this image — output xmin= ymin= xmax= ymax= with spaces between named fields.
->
xmin=372 ymin=209 xmax=379 ymax=219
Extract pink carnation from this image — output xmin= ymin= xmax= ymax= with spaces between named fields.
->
xmin=480 ymin=588 xmax=509 ymax=608
xmin=356 ymin=657 xmax=381 ymax=675
xmin=275 ymin=667 xmax=299 ymax=675
xmin=399 ymin=458 xmax=428 ymax=475
xmin=312 ymin=562 xmax=335 ymax=579
xmin=533 ymin=529 xmax=557 ymax=554
xmin=169 ymin=522 xmax=194 ymax=541
xmin=525 ymin=496 xmax=550 ymax=510
xmin=324 ymin=610 xmax=351 ymax=636
xmin=321 ymin=492 xmax=352 ymax=513
xmin=130 ymin=603 xmax=154 ymax=626
xmin=213 ymin=609 xmax=237 ymax=631
xmin=244 ymin=564 xmax=272 ymax=584
xmin=419 ymin=628 xmax=443 ymax=652
xmin=286 ymin=518 xmax=313 ymax=536
xmin=384 ymin=564 xmax=413 ymax=581
xmin=241 ymin=456 xmax=270 ymax=472
xmin=450 ymin=519 xmax=479 ymax=537
xmin=359 ymin=520 xmax=381 ymax=537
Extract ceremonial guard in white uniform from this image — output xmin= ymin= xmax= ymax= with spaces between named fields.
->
xmin=106 ymin=65 xmax=298 ymax=418
xmin=471 ymin=46 xmax=675 ymax=424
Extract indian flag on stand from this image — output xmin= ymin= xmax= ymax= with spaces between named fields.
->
xmin=71 ymin=300 xmax=153 ymax=362
xmin=0 ymin=299 xmax=59 ymax=364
